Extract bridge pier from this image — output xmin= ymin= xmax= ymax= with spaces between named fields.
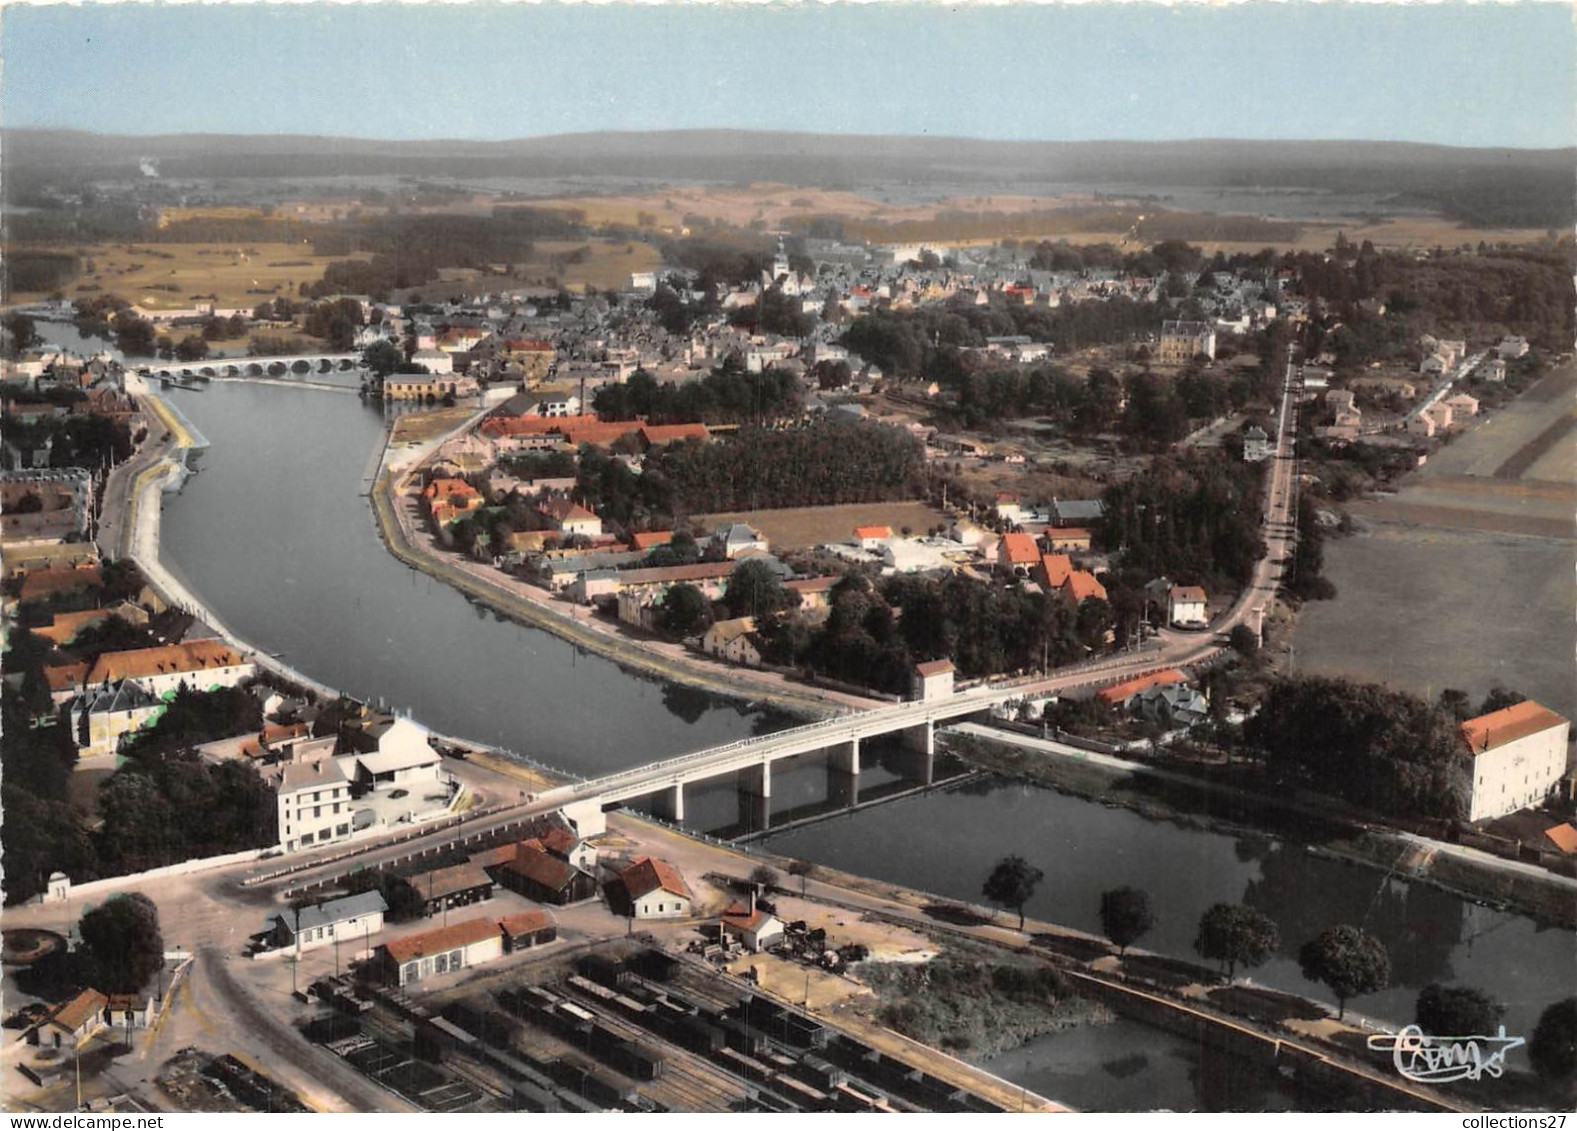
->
xmin=831 ymin=738 xmax=860 ymax=775
xmin=651 ymin=782 xmax=685 ymax=824
xmin=738 ymin=761 xmax=771 ymax=833
xmin=903 ymin=722 xmax=935 ymax=785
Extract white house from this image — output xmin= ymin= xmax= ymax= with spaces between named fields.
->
xmin=1461 ymin=701 xmax=1571 ymax=823
xmin=1242 ymin=425 xmax=1271 ymax=462
xmin=619 ymin=857 xmax=693 ymax=920
xmin=266 ymin=755 xmax=354 ymax=854
xmin=349 ymin=716 xmax=445 ymax=795
xmin=1497 ymin=336 xmax=1530 ymax=360
xmin=911 ymin=659 xmax=955 ymax=701
xmin=701 ymin=617 xmax=761 ymax=666
xmin=379 ymin=918 xmax=503 ymax=987
xmin=411 ymin=348 xmax=455 ymax=375
xmin=1167 ymin=585 xmax=1208 ymax=628
xmin=275 ymin=891 xmax=388 ymax=953
xmin=721 ymin=899 xmax=784 ymax=953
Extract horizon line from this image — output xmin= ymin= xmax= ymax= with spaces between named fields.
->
xmin=5 ymin=125 xmax=1572 ymax=153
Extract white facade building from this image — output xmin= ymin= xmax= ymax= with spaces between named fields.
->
xmin=1461 ymin=701 xmax=1571 ymax=823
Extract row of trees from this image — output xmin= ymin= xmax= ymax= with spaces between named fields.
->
xmin=987 ymin=869 xmax=1576 ymax=1061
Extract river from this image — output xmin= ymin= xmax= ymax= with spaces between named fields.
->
xmin=157 ymin=381 xmax=792 ymax=775
xmin=758 ymin=779 xmax=1574 ymax=1046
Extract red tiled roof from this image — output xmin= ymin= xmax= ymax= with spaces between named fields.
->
xmin=406 ymin=862 xmax=494 ymax=901
xmin=915 ymin=659 xmax=954 ymax=677
xmin=383 ymin=918 xmax=500 ymax=965
xmin=1062 ymin=571 xmax=1108 ymax=604
xmin=44 ymin=661 xmax=89 ymax=693
xmin=1169 ymin=586 xmax=1207 ymax=603
xmin=46 ymin=988 xmax=107 ymax=1033
xmin=20 ymin=567 xmax=104 ymax=603
xmin=1544 ymin=823 xmax=1577 ymax=855
xmin=853 ymin=525 xmax=893 ymax=540
xmin=1097 ymin=668 xmax=1186 ymax=706
xmin=503 ymin=339 xmax=554 ymax=352
xmin=1047 ymin=527 xmax=1092 ymax=543
xmin=620 ymin=856 xmax=691 ymax=901
xmin=617 ymin=561 xmax=735 ymax=587
xmin=1039 ymin=553 xmax=1074 ymax=588
xmin=504 ymin=843 xmax=580 ymax=891
xmin=631 ymin=531 xmax=674 ymax=550
xmin=498 ymin=909 xmax=556 ymax=937
xmin=785 ymin=576 xmax=839 ymax=594
xmin=720 ymin=902 xmax=773 ymax=932
xmin=87 ymin=639 xmax=246 ymax=686
xmin=1460 ymin=700 xmax=1568 ymax=755
xmin=1000 ymin=532 xmax=1040 ymax=565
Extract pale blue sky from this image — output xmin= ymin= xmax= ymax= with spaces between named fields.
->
xmin=3 ymin=2 xmax=1573 ymax=147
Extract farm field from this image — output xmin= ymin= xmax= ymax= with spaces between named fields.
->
xmin=435 ymin=237 xmax=661 ymax=295
xmin=698 ymin=501 xmax=952 ymax=550
xmin=1296 ymin=360 xmax=1577 ymax=720
xmin=517 ymin=183 xmax=1550 ymax=255
xmin=8 ymin=240 xmax=351 ymax=310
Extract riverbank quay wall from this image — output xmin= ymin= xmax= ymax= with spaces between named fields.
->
xmin=367 ymin=462 xmax=847 ymax=721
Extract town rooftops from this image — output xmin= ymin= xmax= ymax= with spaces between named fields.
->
xmin=290 ymin=891 xmax=388 ymax=934
xmin=1459 ymin=700 xmax=1568 ymax=755
xmin=86 ymin=639 xmax=247 ymax=686
xmin=706 ymin=617 xmax=756 ymax=644
xmin=620 ymin=856 xmax=692 ymax=901
xmin=914 ymin=659 xmax=955 ymax=677
xmin=44 ymin=661 xmax=90 ymax=693
xmin=383 ymin=918 xmax=500 ymax=965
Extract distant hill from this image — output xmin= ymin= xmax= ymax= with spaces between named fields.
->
xmin=6 ymin=129 xmax=1572 ymax=227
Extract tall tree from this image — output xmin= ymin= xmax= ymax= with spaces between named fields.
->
xmin=78 ymin=892 xmax=164 ymax=993
xmin=1194 ymin=903 xmax=1280 ymax=980
xmin=1415 ymin=984 xmax=1504 ymax=1037
xmin=1299 ymin=925 xmax=1390 ymax=1020
xmin=1529 ymin=998 xmax=1577 ymax=1081
xmin=1099 ymin=887 xmax=1156 ymax=955
xmin=982 ymin=855 xmax=1044 ymax=931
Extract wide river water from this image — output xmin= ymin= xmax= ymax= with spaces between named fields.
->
xmin=154 ymin=378 xmax=1573 ymax=1110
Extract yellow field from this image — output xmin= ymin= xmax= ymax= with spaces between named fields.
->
xmin=156 ymin=206 xmax=276 ymax=227
xmin=11 ymin=241 xmax=348 ymax=311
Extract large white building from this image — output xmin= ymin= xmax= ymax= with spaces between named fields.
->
xmin=1461 ymin=700 xmax=1571 ymax=823
xmin=83 ymin=639 xmax=255 ymax=700
xmin=265 ymin=750 xmax=354 ymax=853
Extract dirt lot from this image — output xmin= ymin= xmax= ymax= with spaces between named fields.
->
xmin=698 ymin=502 xmax=951 ymax=550
xmin=389 ymin=406 xmax=480 ymax=445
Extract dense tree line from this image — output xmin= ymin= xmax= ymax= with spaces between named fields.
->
xmin=592 ymin=361 xmax=802 ymax=425
xmin=726 ymin=288 xmax=814 ymax=337
xmin=1244 ymin=676 xmax=1470 ymax=820
xmin=1101 ymin=453 xmax=1266 ymax=592
xmin=3 ymin=250 xmax=80 ymax=295
xmin=655 ymin=419 xmax=923 ymax=515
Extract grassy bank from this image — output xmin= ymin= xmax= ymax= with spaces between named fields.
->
xmin=859 ymin=946 xmax=1111 ymax=1059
